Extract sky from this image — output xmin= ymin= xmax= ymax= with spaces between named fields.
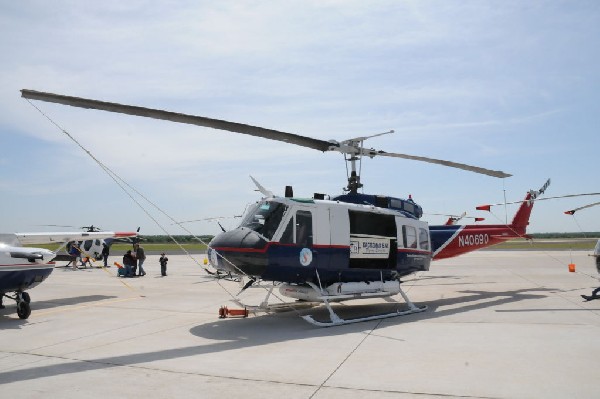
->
xmin=1 ymin=1 xmax=599 ymax=236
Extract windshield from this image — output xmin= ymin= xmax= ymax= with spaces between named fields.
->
xmin=239 ymin=201 xmax=288 ymax=240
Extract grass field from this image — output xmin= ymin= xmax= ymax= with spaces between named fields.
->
xmin=486 ymin=238 xmax=598 ymax=251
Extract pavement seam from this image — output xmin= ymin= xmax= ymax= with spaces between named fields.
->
xmin=3 ymin=349 xmax=502 ymax=398
xmin=307 ymin=320 xmax=383 ymax=399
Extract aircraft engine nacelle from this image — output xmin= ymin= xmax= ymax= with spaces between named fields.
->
xmin=279 ymin=280 xmax=401 ymax=302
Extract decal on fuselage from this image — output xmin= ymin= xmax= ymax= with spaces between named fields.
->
xmin=458 ymin=233 xmax=489 ymax=247
xmin=299 ymin=248 xmax=313 ymax=266
xmin=350 ymin=235 xmax=391 ymax=259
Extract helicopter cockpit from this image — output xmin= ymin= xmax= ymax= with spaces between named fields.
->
xmin=239 ymin=201 xmax=288 ymax=241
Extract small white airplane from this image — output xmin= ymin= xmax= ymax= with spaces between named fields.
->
xmin=0 ymin=230 xmax=137 ymax=319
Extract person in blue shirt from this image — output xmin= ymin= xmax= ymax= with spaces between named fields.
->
xmin=68 ymin=242 xmax=81 ymax=271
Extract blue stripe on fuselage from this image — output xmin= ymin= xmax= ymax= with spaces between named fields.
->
xmin=260 ymin=243 xmax=429 ymax=284
xmin=429 ymin=225 xmax=463 ymax=257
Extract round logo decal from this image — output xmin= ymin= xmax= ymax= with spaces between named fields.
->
xmin=299 ymin=248 xmax=313 ymax=266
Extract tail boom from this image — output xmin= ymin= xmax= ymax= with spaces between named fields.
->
xmin=431 ymin=189 xmax=537 ymax=260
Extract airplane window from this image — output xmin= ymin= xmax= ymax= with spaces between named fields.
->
xmin=240 ymin=201 xmax=288 ymax=240
xmin=419 ymin=228 xmax=430 ymax=251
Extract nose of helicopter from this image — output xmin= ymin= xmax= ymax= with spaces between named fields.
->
xmin=207 ymin=228 xmax=269 ymax=277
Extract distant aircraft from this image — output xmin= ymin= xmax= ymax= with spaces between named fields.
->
xmin=43 ymin=225 xmax=142 ymax=266
xmin=1 ymin=230 xmax=137 ymax=319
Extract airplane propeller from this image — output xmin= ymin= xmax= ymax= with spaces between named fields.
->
xmin=21 ymin=89 xmax=512 ymax=194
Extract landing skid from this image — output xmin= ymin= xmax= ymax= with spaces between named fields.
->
xmin=301 ymin=306 xmax=427 ymax=327
xmin=301 ymin=284 xmax=427 ymax=327
xmin=230 ymin=280 xmax=427 ymax=327
xmin=205 ymin=269 xmax=240 ymax=282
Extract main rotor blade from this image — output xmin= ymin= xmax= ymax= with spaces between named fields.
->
xmin=479 ymin=192 xmax=600 ymax=208
xmin=374 ymin=150 xmax=512 ymax=178
xmin=22 ymin=89 xmax=511 ymax=178
xmin=565 ymin=201 xmax=600 ymax=215
xmin=21 ymin=89 xmax=333 ymax=152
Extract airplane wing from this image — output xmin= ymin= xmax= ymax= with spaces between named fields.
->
xmin=14 ymin=231 xmax=138 ymax=245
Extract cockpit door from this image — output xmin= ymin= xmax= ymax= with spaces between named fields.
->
xmin=278 ymin=206 xmax=318 ymax=270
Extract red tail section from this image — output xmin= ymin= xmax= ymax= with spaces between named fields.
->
xmin=431 ymin=181 xmax=549 ymax=260
xmin=510 ymin=191 xmax=534 ymax=234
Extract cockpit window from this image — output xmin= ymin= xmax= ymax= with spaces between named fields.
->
xmin=240 ymin=201 xmax=288 ymax=240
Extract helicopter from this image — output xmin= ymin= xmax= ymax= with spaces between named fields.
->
xmin=41 ymin=225 xmax=142 ymax=267
xmin=22 ymin=89 xmax=543 ymax=326
xmin=1 ymin=229 xmax=138 ymax=319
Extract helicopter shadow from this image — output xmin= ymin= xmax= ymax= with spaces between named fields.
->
xmin=0 ymin=286 xmax=554 ymax=384
xmin=0 ymin=312 xmax=353 ymax=384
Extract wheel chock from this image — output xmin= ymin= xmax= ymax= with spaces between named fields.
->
xmin=218 ymin=306 xmax=249 ymax=318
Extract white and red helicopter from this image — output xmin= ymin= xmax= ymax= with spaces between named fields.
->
xmin=21 ymin=89 xmax=550 ymax=326
xmin=0 ymin=230 xmax=137 ymax=319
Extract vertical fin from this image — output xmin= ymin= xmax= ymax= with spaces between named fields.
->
xmin=510 ymin=192 xmax=534 ymax=231
xmin=510 ymin=179 xmax=550 ymax=232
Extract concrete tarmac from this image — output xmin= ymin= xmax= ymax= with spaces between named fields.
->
xmin=1 ymin=251 xmax=599 ymax=398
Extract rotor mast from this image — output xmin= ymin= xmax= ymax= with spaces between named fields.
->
xmin=338 ymin=130 xmax=394 ymax=194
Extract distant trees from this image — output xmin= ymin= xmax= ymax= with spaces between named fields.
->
xmin=531 ymin=232 xmax=600 ymax=239
xmin=141 ymin=235 xmax=214 ymax=243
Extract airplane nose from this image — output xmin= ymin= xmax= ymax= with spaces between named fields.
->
xmin=208 ymin=228 xmax=268 ymax=277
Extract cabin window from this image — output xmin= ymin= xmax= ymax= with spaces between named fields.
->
xmin=83 ymin=240 xmax=93 ymax=251
xmin=240 ymin=201 xmax=288 ymax=240
xmin=403 ymin=202 xmax=415 ymax=214
xmin=296 ymin=210 xmax=313 ymax=246
xmin=349 ymin=211 xmax=396 ymax=237
xmin=280 ymin=218 xmax=294 ymax=244
xmin=419 ymin=228 xmax=430 ymax=251
xmin=403 ymin=226 xmax=417 ymax=249
xmin=278 ymin=210 xmax=312 ymax=246
xmin=390 ymin=198 xmax=403 ymax=209
xmin=375 ymin=196 xmax=388 ymax=208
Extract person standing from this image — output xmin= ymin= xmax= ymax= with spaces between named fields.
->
xmin=101 ymin=243 xmax=110 ymax=267
xmin=68 ymin=242 xmax=80 ymax=271
xmin=134 ymin=243 xmax=146 ymax=276
xmin=159 ymin=253 xmax=168 ymax=276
